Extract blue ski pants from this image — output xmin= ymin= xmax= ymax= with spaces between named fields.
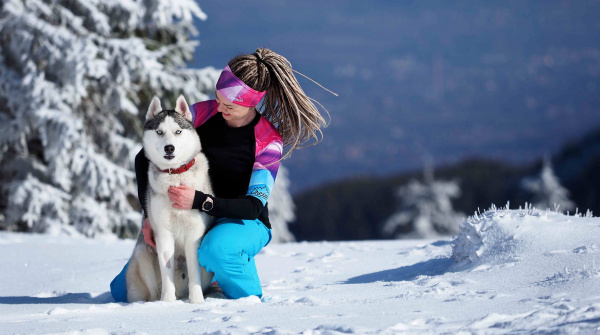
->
xmin=110 ymin=218 xmax=272 ymax=302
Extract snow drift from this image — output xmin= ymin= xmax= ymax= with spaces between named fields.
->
xmin=0 ymin=204 xmax=599 ymax=334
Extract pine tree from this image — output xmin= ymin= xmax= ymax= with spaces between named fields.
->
xmin=268 ymin=165 xmax=296 ymax=243
xmin=0 ymin=0 xmax=219 ymax=237
xmin=383 ymin=163 xmax=463 ymax=239
xmin=521 ymin=158 xmax=576 ymax=212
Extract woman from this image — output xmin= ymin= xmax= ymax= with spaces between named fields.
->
xmin=110 ymin=48 xmax=330 ymax=301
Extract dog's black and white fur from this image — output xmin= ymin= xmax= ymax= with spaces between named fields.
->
xmin=126 ymin=95 xmax=213 ymax=304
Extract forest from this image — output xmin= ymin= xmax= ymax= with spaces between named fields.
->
xmin=291 ymin=125 xmax=600 ymax=241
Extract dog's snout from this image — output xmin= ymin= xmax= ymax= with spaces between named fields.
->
xmin=164 ymin=145 xmax=175 ymax=154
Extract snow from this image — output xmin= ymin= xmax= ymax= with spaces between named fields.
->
xmin=1 ymin=208 xmax=600 ymax=334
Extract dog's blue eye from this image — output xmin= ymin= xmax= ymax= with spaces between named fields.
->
xmin=176 ymin=130 xmax=182 ymax=134
xmin=156 ymin=130 xmax=163 ymax=135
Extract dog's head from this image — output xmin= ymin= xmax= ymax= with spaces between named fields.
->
xmin=143 ymin=95 xmax=201 ymax=169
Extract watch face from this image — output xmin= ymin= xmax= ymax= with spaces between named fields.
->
xmin=203 ymin=201 xmax=213 ymax=211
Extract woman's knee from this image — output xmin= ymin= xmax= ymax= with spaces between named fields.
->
xmin=197 ymin=240 xmax=238 ymax=270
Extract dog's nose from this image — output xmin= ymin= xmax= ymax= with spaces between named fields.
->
xmin=164 ymin=145 xmax=175 ymax=154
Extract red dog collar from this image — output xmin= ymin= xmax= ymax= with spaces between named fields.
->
xmin=159 ymin=159 xmax=195 ymax=174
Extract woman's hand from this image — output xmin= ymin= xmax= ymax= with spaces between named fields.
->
xmin=168 ymin=185 xmax=196 ymax=209
xmin=142 ymin=218 xmax=156 ymax=248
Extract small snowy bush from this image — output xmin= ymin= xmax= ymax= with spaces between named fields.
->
xmin=521 ymin=158 xmax=576 ymax=212
xmin=383 ymin=178 xmax=463 ymax=239
xmin=451 ymin=203 xmax=523 ymax=265
xmin=453 ymin=202 xmax=596 ymax=268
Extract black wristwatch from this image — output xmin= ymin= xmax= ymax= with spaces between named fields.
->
xmin=202 ymin=196 xmax=214 ymax=211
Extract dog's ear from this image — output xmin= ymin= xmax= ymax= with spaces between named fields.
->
xmin=146 ymin=96 xmax=162 ymax=120
xmin=175 ymin=95 xmax=192 ymax=122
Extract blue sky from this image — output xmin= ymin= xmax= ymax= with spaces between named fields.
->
xmin=190 ymin=1 xmax=600 ymax=193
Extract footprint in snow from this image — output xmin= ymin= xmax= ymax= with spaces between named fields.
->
xmin=292 ymin=267 xmax=306 ymax=273
xmin=573 ymin=245 xmax=598 ymax=254
xmin=543 ymin=250 xmax=569 ymax=257
xmin=274 ymin=296 xmax=329 ymax=306
xmin=210 ymin=315 xmax=243 ymax=323
xmin=296 ymin=283 xmax=325 ymax=292
xmin=46 ymin=307 xmax=71 ymax=315
xmin=307 ymin=250 xmax=345 ymax=263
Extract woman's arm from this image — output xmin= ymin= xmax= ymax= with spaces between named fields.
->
xmin=168 ymin=185 xmax=266 ymax=220
xmin=135 ymin=148 xmax=150 ymax=218
xmin=192 ymin=192 xmax=265 ymax=220
xmin=169 ymin=162 xmax=279 ymax=221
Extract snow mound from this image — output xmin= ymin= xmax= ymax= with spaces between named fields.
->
xmin=452 ymin=203 xmax=595 ymax=266
xmin=452 ymin=203 xmax=521 ymax=265
xmin=2 ymin=211 xmax=599 ymax=334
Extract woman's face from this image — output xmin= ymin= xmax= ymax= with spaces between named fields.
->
xmin=216 ymin=91 xmax=255 ymax=127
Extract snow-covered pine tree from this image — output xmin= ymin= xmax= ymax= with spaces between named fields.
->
xmin=383 ymin=164 xmax=463 ymax=239
xmin=268 ymin=165 xmax=296 ymax=243
xmin=0 ymin=0 xmax=219 ymax=237
xmin=521 ymin=157 xmax=576 ymax=212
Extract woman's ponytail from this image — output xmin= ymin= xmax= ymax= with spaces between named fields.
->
xmin=228 ymin=48 xmax=333 ymax=160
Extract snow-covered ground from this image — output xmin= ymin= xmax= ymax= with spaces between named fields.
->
xmin=1 ymin=208 xmax=600 ymax=334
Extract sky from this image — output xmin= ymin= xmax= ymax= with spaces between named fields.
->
xmin=189 ymin=1 xmax=600 ymax=193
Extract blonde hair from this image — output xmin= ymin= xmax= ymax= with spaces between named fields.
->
xmin=228 ymin=48 xmax=334 ymax=160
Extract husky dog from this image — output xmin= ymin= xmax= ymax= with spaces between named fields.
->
xmin=126 ymin=95 xmax=213 ymax=304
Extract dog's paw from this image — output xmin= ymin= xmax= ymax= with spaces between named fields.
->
xmin=161 ymin=288 xmax=177 ymax=302
xmin=189 ymin=286 xmax=205 ymax=304
xmin=161 ymin=294 xmax=176 ymax=302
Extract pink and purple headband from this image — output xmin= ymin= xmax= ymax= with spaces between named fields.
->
xmin=216 ymin=65 xmax=267 ymax=107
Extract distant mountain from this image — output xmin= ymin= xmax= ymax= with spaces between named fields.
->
xmin=291 ymin=125 xmax=600 ymax=241
xmin=192 ymin=1 xmax=600 ymax=193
